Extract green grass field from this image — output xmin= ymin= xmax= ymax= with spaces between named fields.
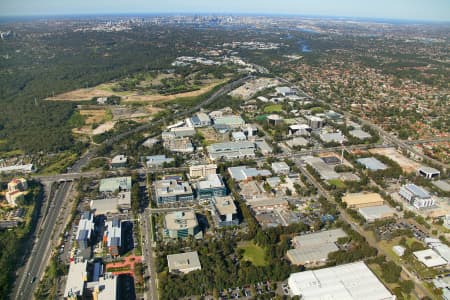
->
xmin=263 ymin=104 xmax=283 ymax=113
xmin=239 ymin=242 xmax=268 ymax=266
xmin=328 ymin=179 xmax=346 ymax=189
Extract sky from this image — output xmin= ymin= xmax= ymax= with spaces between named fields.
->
xmin=1 ymin=0 xmax=449 ymax=22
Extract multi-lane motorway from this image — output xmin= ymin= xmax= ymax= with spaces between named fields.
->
xmin=13 ymin=182 xmax=72 ymax=300
xmin=12 ymin=75 xmax=250 ymax=300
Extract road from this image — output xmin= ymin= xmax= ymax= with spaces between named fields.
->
xmin=295 ymin=162 xmax=434 ymax=299
xmin=14 ymin=75 xmax=251 ymax=299
xmin=141 ymin=209 xmax=158 ymax=300
xmin=278 ymin=76 xmax=450 ymax=171
xmin=13 ymin=182 xmax=72 ymax=300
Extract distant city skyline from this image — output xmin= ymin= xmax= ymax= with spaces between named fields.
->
xmin=1 ymin=0 xmax=449 ymax=22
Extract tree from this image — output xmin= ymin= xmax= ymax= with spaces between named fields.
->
xmin=400 ymin=280 xmax=414 ymax=294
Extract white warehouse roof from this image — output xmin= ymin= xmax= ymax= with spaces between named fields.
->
xmin=288 ymin=261 xmax=395 ymax=300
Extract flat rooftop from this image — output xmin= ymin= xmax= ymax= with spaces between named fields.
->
xmin=214 ymin=196 xmax=237 ymax=216
xmin=99 ymin=176 xmax=132 ymax=192
xmin=358 ymin=205 xmax=396 ymax=222
xmin=342 ymin=192 xmax=384 ymax=207
xmin=414 ymin=249 xmax=448 ymax=268
xmin=165 ymin=210 xmax=198 ymax=230
xmin=288 ymin=261 xmax=395 ymax=300
xmin=356 ymin=157 xmax=388 ymax=171
xmin=64 ymin=260 xmax=88 ymax=298
xmin=167 ymin=251 xmax=201 ymax=273
xmin=288 ymin=229 xmax=347 ymax=265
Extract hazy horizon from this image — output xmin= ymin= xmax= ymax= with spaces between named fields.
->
xmin=1 ymin=0 xmax=449 ymax=22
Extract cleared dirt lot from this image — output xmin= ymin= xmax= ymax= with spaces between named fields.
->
xmin=369 ymin=147 xmax=421 ymax=173
xmin=46 ymin=79 xmax=226 ymax=103
xmin=79 ymin=109 xmax=107 ymax=124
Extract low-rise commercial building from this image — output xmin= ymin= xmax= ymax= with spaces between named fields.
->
xmin=358 ymin=205 xmax=396 ymax=223
xmin=417 ymin=166 xmax=440 ymax=179
xmin=213 ymin=196 xmax=239 ymax=227
xmin=164 ymin=210 xmax=202 ymax=239
xmin=64 ymin=259 xmax=88 ymax=299
xmin=213 ymin=115 xmax=245 ymax=128
xmin=145 ymin=155 xmax=174 ymax=167
xmin=190 ymin=112 xmax=211 ymax=127
xmin=228 ymin=166 xmax=271 ymax=182
xmin=276 ymin=86 xmax=297 ymax=96
xmin=104 ymin=218 xmax=121 ymax=257
xmin=306 ymin=115 xmax=324 ymax=129
xmin=163 ymin=136 xmax=194 ymax=153
xmin=196 ymin=174 xmax=227 ymax=200
xmin=287 ymin=229 xmax=347 ymax=266
xmin=349 ymin=129 xmax=372 ymax=140
xmin=287 ymin=261 xmax=395 ymax=299
xmin=90 ymin=192 xmax=131 ymax=214
xmin=207 ymin=141 xmax=256 ymax=160
xmin=271 ymin=162 xmax=290 ymax=175
xmin=167 ymin=251 xmax=202 ymax=274
xmin=76 ymin=212 xmax=95 ymax=250
xmin=319 ymin=131 xmax=346 ymax=144
xmin=288 ymin=124 xmax=311 ymax=136
xmin=189 ymin=164 xmax=217 ymax=178
xmin=356 ymin=157 xmax=388 ymax=171
xmin=342 ymin=192 xmax=384 ymax=209
xmin=399 ymin=184 xmax=435 ymax=209
xmin=154 ymin=179 xmax=194 ymax=205
xmin=286 ymin=137 xmax=309 ymax=148
xmin=110 ymin=155 xmax=127 ymax=168
xmin=414 ymin=249 xmax=448 ymax=268
xmin=99 ymin=177 xmax=132 ymax=193
xmin=303 ymin=156 xmax=340 ymax=180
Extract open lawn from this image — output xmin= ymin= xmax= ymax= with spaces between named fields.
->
xmin=263 ymin=104 xmax=283 ymax=113
xmin=239 ymin=242 xmax=268 ymax=267
xmin=327 ymin=179 xmax=346 ymax=189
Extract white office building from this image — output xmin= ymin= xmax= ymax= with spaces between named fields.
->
xmin=399 ymin=184 xmax=435 ymax=209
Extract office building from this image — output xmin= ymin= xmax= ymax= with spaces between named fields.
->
xmin=213 ymin=196 xmax=239 ymax=227
xmin=167 ymin=251 xmax=202 ymax=274
xmin=154 ymin=179 xmax=194 ymax=205
xmin=76 ymin=212 xmax=95 ymax=250
xmin=90 ymin=191 xmax=131 ymax=214
xmin=228 ymin=166 xmax=271 ymax=182
xmin=99 ymin=177 xmax=132 ymax=193
xmin=104 ymin=218 xmax=121 ymax=257
xmin=207 ymin=141 xmax=256 ymax=160
xmin=110 ymin=155 xmax=127 ymax=168
xmin=196 ymin=174 xmax=227 ymax=200
xmin=267 ymin=114 xmax=283 ymax=126
xmin=417 ymin=166 xmax=440 ymax=179
xmin=189 ymin=164 xmax=217 ymax=178
xmin=164 ymin=210 xmax=202 ymax=239
xmin=306 ymin=115 xmax=324 ymax=129
xmin=64 ymin=259 xmax=88 ymax=299
xmin=288 ymin=124 xmax=311 ymax=136
xmin=190 ymin=112 xmax=211 ymax=127
xmin=271 ymin=162 xmax=290 ymax=175
xmin=145 ymin=155 xmax=174 ymax=167
xmin=399 ymin=184 xmax=435 ymax=209
xmin=349 ymin=129 xmax=372 ymax=140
